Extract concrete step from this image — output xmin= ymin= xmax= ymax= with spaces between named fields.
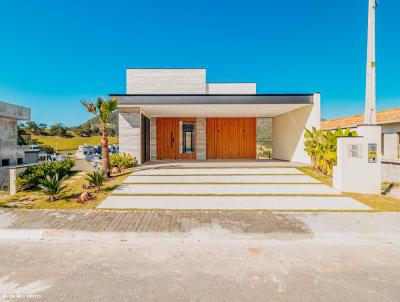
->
xmin=113 ymin=183 xmax=339 ymax=195
xmin=98 ymin=195 xmax=371 ymax=210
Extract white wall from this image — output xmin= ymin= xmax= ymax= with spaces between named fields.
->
xmin=383 ymin=133 xmax=399 ymax=160
xmin=333 ymin=125 xmax=381 ymax=194
xmin=382 ymin=123 xmax=399 ymax=160
xmin=272 ymin=93 xmax=320 ymax=163
xmin=206 ymin=83 xmax=256 ymax=94
xmin=126 ymin=69 xmax=206 ymax=94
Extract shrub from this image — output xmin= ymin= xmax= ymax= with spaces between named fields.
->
xmin=38 ymin=174 xmax=67 ymax=202
xmin=257 ymin=145 xmax=272 ymax=159
xmin=304 ymin=127 xmax=357 ymax=176
xmin=110 ymin=153 xmax=137 ymax=172
xmin=86 ymin=170 xmax=107 ymax=191
xmin=16 ymin=158 xmax=74 ymax=191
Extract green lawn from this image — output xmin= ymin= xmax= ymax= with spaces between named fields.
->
xmin=32 ymin=135 xmax=119 ymax=154
xmin=0 ymin=169 xmax=134 ymax=210
xmin=298 ymin=166 xmax=400 ymax=212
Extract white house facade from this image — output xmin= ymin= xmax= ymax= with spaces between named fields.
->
xmin=113 ymin=68 xmax=320 ymax=165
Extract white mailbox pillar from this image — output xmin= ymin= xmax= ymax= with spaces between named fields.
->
xmin=333 ymin=125 xmax=381 ymax=194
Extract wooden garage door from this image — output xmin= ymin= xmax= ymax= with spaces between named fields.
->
xmin=206 ymin=118 xmax=256 ymax=159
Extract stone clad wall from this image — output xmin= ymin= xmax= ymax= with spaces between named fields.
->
xmin=118 ymin=108 xmax=141 ymax=164
xmin=126 ymin=69 xmax=206 ymax=94
xmin=196 ymin=118 xmax=206 ymax=160
xmin=150 ymin=117 xmax=157 ymax=161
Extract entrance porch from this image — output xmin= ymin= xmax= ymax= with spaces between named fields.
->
xmin=116 ymin=93 xmax=321 ymax=165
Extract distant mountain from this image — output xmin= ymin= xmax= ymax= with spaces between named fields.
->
xmin=85 ymin=111 xmax=118 ymax=128
xmin=73 ymin=111 xmax=119 ymax=136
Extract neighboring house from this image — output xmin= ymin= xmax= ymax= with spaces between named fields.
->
xmin=0 ymin=101 xmax=31 ymax=189
xmin=112 ymin=68 xmax=320 ymax=164
xmin=321 ymin=107 xmax=400 ymax=182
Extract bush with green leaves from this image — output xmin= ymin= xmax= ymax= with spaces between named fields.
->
xmin=257 ymin=145 xmax=272 ymax=159
xmin=304 ymin=127 xmax=357 ymax=176
xmin=38 ymin=174 xmax=67 ymax=202
xmin=110 ymin=153 xmax=137 ymax=172
xmin=86 ymin=170 xmax=107 ymax=191
xmin=16 ymin=158 xmax=75 ymax=191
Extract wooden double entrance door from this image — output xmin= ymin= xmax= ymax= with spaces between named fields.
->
xmin=156 ymin=118 xmax=196 ymax=160
xmin=156 ymin=117 xmax=256 ymax=160
xmin=206 ymin=118 xmax=256 ymax=159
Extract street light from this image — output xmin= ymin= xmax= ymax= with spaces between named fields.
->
xmin=364 ymin=0 xmax=378 ymax=125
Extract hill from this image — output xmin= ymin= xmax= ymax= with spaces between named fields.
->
xmin=32 ymin=135 xmax=119 ymax=155
xmin=84 ymin=111 xmax=118 ymax=132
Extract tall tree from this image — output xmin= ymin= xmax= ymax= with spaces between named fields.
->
xmin=81 ymin=97 xmax=118 ymax=175
xmin=26 ymin=121 xmax=39 ymax=134
xmin=49 ymin=123 xmax=67 ymax=137
xmin=38 ymin=123 xmax=48 ymax=135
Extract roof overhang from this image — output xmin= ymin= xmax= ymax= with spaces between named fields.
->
xmin=0 ymin=101 xmax=30 ymax=120
xmin=111 ymin=94 xmax=315 ymax=118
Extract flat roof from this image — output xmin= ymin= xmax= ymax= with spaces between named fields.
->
xmin=110 ymin=94 xmax=315 ymax=105
xmin=0 ymin=101 xmax=30 ymax=120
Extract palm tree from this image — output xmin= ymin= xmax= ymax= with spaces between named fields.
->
xmin=86 ymin=170 xmax=107 ymax=191
xmin=81 ymin=97 xmax=118 ymax=176
xmin=38 ymin=174 xmax=67 ymax=202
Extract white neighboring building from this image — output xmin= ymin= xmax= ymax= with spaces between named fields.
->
xmin=0 ymin=101 xmax=31 ymax=189
xmin=322 ymin=107 xmax=400 ymax=182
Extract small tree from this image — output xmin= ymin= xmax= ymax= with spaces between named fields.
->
xmin=49 ymin=123 xmax=67 ymax=137
xmin=38 ymin=123 xmax=48 ymax=135
xmin=86 ymin=170 xmax=107 ymax=191
xmin=38 ymin=174 xmax=67 ymax=202
xmin=26 ymin=121 xmax=39 ymax=134
xmin=81 ymin=97 xmax=118 ymax=176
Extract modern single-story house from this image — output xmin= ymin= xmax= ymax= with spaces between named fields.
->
xmin=113 ymin=68 xmax=320 ymax=165
xmin=321 ymin=107 xmax=400 ymax=182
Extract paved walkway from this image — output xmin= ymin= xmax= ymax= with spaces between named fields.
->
xmin=1 ymin=209 xmax=399 ymax=236
xmin=98 ymin=165 xmax=370 ymax=210
xmin=0 ymin=209 xmax=310 ymax=234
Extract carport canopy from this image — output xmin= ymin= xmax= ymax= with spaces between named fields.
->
xmin=112 ymin=94 xmax=315 ymax=117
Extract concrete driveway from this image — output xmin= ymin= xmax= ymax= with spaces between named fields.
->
xmin=98 ymin=164 xmax=370 ymax=210
xmin=0 ymin=212 xmax=399 ymax=302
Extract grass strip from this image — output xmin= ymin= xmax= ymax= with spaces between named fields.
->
xmin=111 ymin=193 xmax=345 ymax=197
xmin=122 ymin=182 xmax=321 ymax=185
xmin=129 ymin=174 xmax=305 ymax=177
xmin=157 ymin=166 xmax=306 ymax=170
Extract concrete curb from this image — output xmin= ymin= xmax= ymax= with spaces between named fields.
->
xmin=1 ymin=228 xmax=399 ymax=243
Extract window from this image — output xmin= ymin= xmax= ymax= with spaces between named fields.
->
xmin=1 ymin=159 xmax=10 ymax=167
xmin=182 ymin=123 xmax=195 ymax=153
xmin=17 ymin=158 xmax=24 ymax=165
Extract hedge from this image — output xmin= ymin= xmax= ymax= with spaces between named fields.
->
xmin=16 ymin=158 xmax=75 ymax=191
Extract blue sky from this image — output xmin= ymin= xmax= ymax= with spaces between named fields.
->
xmin=0 ymin=0 xmax=399 ymax=126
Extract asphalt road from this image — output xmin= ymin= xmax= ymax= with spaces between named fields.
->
xmin=1 ymin=217 xmax=399 ymax=302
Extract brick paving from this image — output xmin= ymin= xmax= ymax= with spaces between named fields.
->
xmin=0 ymin=209 xmax=310 ymax=234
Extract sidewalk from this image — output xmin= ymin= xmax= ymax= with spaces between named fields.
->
xmin=1 ymin=209 xmax=400 ymax=241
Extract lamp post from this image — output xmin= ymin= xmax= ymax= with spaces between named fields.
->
xmin=364 ymin=0 xmax=378 ymax=125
